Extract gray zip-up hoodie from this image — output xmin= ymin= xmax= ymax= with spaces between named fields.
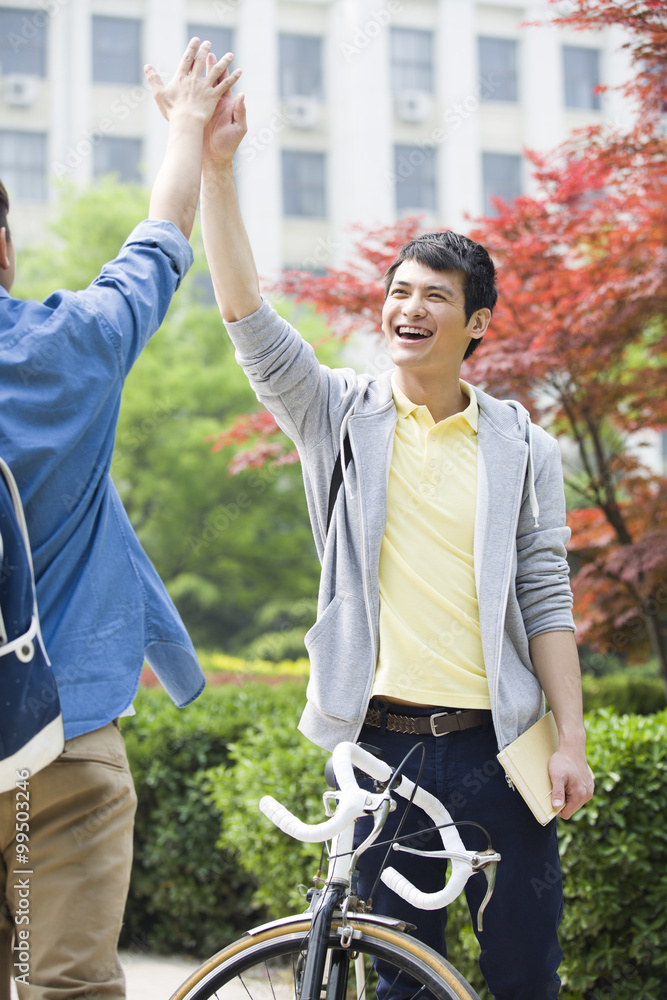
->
xmin=225 ymin=299 xmax=575 ymax=753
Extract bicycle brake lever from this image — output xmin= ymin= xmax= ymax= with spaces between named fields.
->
xmin=472 ymin=849 xmax=501 ymax=932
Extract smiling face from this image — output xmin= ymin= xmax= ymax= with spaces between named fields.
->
xmin=381 ymin=260 xmax=490 ymax=382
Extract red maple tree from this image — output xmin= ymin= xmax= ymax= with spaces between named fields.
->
xmin=212 ymin=0 xmax=667 ymax=688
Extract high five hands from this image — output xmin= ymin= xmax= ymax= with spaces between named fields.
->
xmin=144 ymin=37 xmax=242 ymax=127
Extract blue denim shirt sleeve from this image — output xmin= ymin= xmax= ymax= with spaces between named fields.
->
xmin=50 ymin=219 xmax=194 ymax=379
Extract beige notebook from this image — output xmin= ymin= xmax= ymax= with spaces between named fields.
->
xmin=497 ymin=712 xmax=562 ymax=825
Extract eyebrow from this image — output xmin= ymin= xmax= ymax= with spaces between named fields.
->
xmin=391 ymin=279 xmax=459 ymax=298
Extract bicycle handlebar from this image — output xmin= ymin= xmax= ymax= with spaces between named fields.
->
xmin=259 ymin=741 xmax=477 ymax=909
xmin=259 ymin=784 xmax=370 ymax=844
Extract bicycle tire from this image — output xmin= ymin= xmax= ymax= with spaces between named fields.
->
xmin=168 ymin=916 xmax=480 ymax=1000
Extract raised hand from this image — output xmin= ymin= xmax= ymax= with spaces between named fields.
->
xmin=144 ymin=38 xmax=241 ymax=127
xmin=202 ymin=53 xmax=248 ymax=169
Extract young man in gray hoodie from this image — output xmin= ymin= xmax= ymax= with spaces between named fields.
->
xmin=166 ymin=61 xmax=594 ymax=1000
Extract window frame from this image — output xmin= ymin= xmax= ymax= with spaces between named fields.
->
xmin=281 ymin=150 xmax=326 ymax=218
xmin=478 ymin=36 xmax=519 ymax=103
xmin=563 ymin=45 xmax=602 ymax=111
xmin=92 ymin=15 xmax=142 ymax=86
xmin=394 ymin=144 xmax=438 ymax=213
xmin=187 ymin=23 xmax=234 ymax=68
xmin=93 ymin=136 xmax=143 ymax=184
xmin=390 ymin=27 xmax=434 ymax=94
xmin=0 ymin=7 xmax=48 ymax=77
xmin=279 ymin=34 xmax=323 ymax=99
xmin=482 ymin=151 xmax=522 ymax=216
xmin=0 ymin=129 xmax=48 ymax=202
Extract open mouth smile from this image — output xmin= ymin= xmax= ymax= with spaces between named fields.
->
xmin=396 ymin=325 xmax=433 ymax=341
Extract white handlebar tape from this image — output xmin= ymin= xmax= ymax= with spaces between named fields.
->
xmin=259 ymin=787 xmax=369 ymax=843
xmin=381 ymin=862 xmax=471 ymax=910
xmin=334 ymin=741 xmax=393 ymax=790
xmin=259 ymin=740 xmax=475 ymax=907
xmin=379 ymin=772 xmax=474 ymax=905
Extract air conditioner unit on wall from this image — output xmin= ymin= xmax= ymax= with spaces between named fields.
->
xmin=3 ymin=74 xmax=40 ymax=108
xmin=284 ymin=95 xmax=322 ymax=130
xmin=395 ymin=90 xmax=432 ymax=124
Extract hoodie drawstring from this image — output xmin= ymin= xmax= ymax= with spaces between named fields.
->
xmin=526 ymin=419 xmax=540 ymax=528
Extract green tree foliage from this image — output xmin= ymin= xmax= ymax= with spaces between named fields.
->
xmin=13 ymin=179 xmax=331 ymax=651
xmin=112 ymin=282 xmax=322 ymax=650
xmin=14 ymin=177 xmax=150 ymax=299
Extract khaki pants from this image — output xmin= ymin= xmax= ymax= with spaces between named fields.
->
xmin=0 ymin=722 xmax=137 ymax=999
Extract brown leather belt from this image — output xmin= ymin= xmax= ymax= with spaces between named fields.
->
xmin=363 ymin=706 xmax=485 ymax=737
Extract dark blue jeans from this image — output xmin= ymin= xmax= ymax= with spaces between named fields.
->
xmin=354 ymin=705 xmax=563 ymax=1000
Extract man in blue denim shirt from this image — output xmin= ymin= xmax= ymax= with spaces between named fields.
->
xmin=0 ymin=40 xmax=241 ymax=1000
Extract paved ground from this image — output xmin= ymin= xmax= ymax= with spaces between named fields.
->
xmin=120 ymin=951 xmax=202 ymax=1000
xmin=8 ymin=952 xmax=201 ymax=1000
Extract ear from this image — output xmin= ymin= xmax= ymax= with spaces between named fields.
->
xmin=468 ymin=307 xmax=491 ymax=340
xmin=0 ymin=227 xmax=9 ymax=270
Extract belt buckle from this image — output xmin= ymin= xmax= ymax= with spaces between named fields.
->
xmin=430 ymin=711 xmax=453 ymax=737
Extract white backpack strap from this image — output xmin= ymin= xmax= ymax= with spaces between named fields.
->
xmin=0 ymin=456 xmax=50 ymax=664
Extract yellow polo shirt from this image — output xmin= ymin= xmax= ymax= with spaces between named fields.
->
xmin=372 ymin=376 xmax=491 ymax=709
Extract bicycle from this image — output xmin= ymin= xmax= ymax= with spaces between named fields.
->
xmin=168 ymin=740 xmax=501 ymax=1000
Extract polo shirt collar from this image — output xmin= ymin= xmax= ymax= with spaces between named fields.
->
xmin=390 ymin=373 xmax=479 ymax=432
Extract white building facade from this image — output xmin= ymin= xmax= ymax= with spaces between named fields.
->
xmin=0 ymin=0 xmax=633 ymax=276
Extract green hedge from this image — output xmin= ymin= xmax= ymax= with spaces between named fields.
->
xmin=207 ymin=717 xmax=329 ymax=915
xmin=122 ymin=685 xmax=667 ymax=999
xmin=581 ymin=673 xmax=665 ymax=715
xmin=441 ymin=709 xmax=667 ymax=999
xmin=120 ymin=681 xmax=308 ymax=956
xmin=556 ymin=709 xmax=667 ymax=998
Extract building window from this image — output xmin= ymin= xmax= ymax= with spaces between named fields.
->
xmin=279 ymin=35 xmax=323 ymax=98
xmin=187 ymin=24 xmax=234 ymax=65
xmin=391 ymin=28 xmax=433 ymax=93
xmin=93 ymin=137 xmax=142 ymax=183
xmin=563 ymin=46 xmax=601 ymax=110
xmin=482 ymin=152 xmax=521 ymax=215
xmin=394 ymin=145 xmax=437 ymax=213
xmin=282 ymin=151 xmax=326 ymax=217
xmin=0 ymin=130 xmax=47 ymax=201
xmin=478 ymin=37 xmax=518 ymax=102
xmin=92 ymin=16 xmax=142 ymax=85
xmin=0 ymin=7 xmax=47 ymax=76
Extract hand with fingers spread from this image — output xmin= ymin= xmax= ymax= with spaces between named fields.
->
xmin=144 ymin=37 xmax=241 ymax=125
xmin=144 ymin=38 xmax=242 ymax=238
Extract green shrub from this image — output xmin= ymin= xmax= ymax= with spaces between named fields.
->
xmin=582 ymin=674 xmax=666 ymax=715
xmin=121 ymin=681 xmax=308 ymax=956
xmin=207 ymin=718 xmax=329 ymax=916
xmin=557 ymin=709 xmax=667 ymax=998
xmin=437 ymin=710 xmax=667 ymax=999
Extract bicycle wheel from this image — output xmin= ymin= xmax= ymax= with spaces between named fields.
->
xmin=168 ymin=916 xmax=480 ymax=1000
